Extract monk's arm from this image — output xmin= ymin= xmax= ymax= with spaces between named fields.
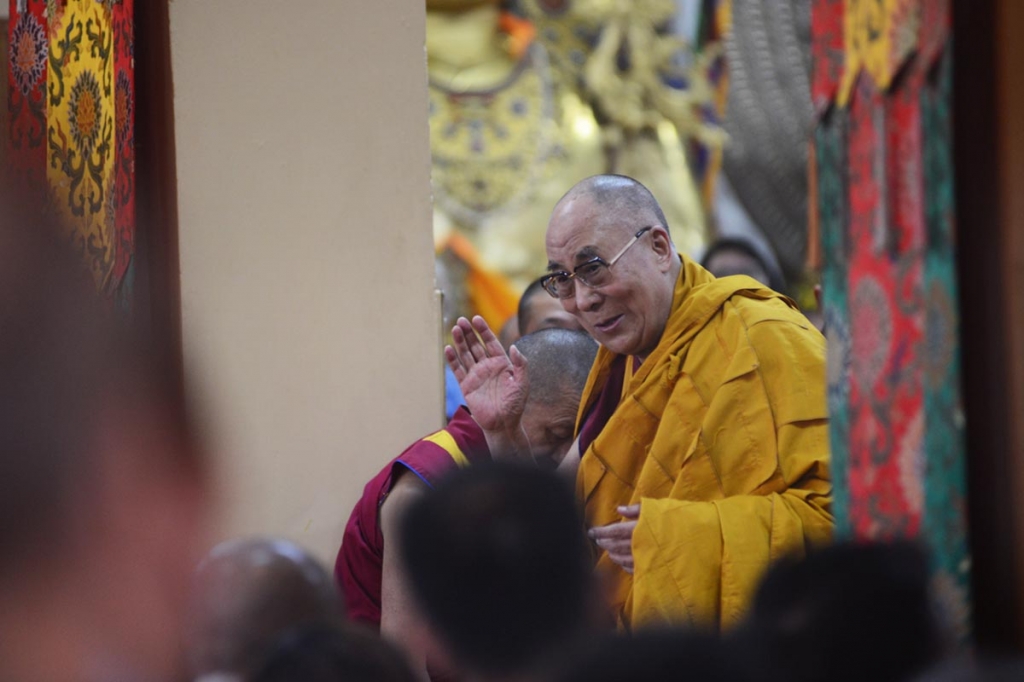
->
xmin=380 ymin=469 xmax=431 ymax=681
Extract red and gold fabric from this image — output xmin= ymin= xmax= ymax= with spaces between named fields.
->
xmin=7 ymin=0 xmax=48 ymax=202
xmin=837 ymin=0 xmax=921 ymax=107
xmin=111 ymin=0 xmax=135 ymax=289
xmin=810 ymin=0 xmax=969 ymax=641
xmin=845 ymin=70 xmax=926 ymax=537
xmin=7 ymin=0 xmax=135 ymax=300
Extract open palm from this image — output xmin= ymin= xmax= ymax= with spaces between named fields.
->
xmin=445 ymin=316 xmax=528 ymax=434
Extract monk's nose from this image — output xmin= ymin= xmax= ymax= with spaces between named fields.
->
xmin=574 ymin=283 xmax=602 ymax=312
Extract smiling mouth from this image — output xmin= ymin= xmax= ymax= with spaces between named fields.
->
xmin=594 ymin=315 xmax=623 ymax=332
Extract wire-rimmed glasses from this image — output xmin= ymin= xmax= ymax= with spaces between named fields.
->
xmin=540 ymin=226 xmax=654 ymax=299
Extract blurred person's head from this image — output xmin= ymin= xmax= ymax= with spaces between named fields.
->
xmin=700 ymin=236 xmax=787 ymax=295
xmin=740 ymin=541 xmax=944 ymax=682
xmin=517 ymin=277 xmax=584 ymax=337
xmin=186 ymin=538 xmax=346 ymax=680
xmin=556 ymin=630 xmax=754 ymax=682
xmin=400 ymin=462 xmax=594 ymax=680
xmin=0 ymin=190 xmax=208 ymax=681
xmin=251 ymin=624 xmax=416 ymax=682
xmin=509 ymin=328 xmax=597 ymax=469
xmin=545 ymin=175 xmax=681 ymax=361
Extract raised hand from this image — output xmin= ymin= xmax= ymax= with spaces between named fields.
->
xmin=444 ymin=316 xmax=529 ymax=445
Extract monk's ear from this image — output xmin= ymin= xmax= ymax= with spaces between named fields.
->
xmin=649 ymin=227 xmax=674 ymax=269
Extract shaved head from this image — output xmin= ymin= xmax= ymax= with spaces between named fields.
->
xmin=513 ymin=328 xmax=597 ymax=406
xmin=507 ymin=328 xmax=598 ymax=468
xmin=554 ymin=175 xmax=672 ymax=242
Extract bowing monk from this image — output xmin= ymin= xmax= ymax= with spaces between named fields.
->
xmin=335 ymin=327 xmax=597 ymax=679
xmin=455 ymin=174 xmax=831 ymax=632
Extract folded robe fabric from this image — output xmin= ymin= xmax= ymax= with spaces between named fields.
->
xmin=575 ymin=256 xmax=833 ymax=631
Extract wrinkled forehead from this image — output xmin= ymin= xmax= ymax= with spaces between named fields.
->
xmin=545 ymin=196 xmax=630 ymax=269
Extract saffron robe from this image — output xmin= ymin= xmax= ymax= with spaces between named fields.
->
xmin=335 ymin=407 xmax=491 ymax=627
xmin=576 ymin=257 xmax=833 ymax=631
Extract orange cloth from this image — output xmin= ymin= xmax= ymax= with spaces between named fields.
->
xmin=575 ymin=257 xmax=833 ymax=632
xmin=441 ymin=233 xmax=520 ymax=332
xmin=499 ymin=12 xmax=537 ymax=60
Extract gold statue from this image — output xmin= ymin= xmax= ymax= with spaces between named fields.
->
xmin=427 ymin=0 xmax=719 ymax=327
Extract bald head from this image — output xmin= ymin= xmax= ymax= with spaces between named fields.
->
xmin=546 ymin=176 xmax=682 ymax=360
xmin=554 ymin=175 xmax=672 ymax=242
xmin=513 ymin=328 xmax=597 ymax=407
xmin=503 ymin=328 xmax=598 ymax=468
xmin=187 ymin=538 xmax=346 ymax=678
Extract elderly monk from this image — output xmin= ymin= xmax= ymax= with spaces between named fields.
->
xmin=541 ymin=174 xmax=832 ymax=631
xmin=337 ymin=327 xmax=597 ymax=679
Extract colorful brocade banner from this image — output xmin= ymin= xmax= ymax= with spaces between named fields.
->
xmin=7 ymin=0 xmax=135 ymax=300
xmin=811 ymin=1 xmax=970 ymax=641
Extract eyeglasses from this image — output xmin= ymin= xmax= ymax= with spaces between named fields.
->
xmin=540 ymin=226 xmax=654 ymax=299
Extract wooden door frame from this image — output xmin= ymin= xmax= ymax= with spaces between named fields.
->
xmin=954 ymin=0 xmax=1024 ymax=653
xmin=1 ymin=17 xmax=8 ymax=174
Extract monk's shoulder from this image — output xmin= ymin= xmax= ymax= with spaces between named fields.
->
xmin=680 ymin=292 xmax=794 ymax=365
xmin=729 ymin=293 xmax=815 ymax=329
xmin=679 ymin=294 xmax=824 ymax=397
xmin=728 ymin=296 xmax=828 ymax=423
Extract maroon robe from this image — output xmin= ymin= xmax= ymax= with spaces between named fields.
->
xmin=334 ymin=407 xmax=491 ymax=628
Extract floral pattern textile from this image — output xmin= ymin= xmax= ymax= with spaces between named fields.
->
xmin=811 ymin=0 xmax=970 ymax=640
xmin=836 ymin=0 xmax=921 ymax=107
xmin=846 ymin=73 xmax=924 ymax=538
xmin=7 ymin=0 xmax=135 ymax=300
xmin=8 ymin=0 xmax=48 ymax=203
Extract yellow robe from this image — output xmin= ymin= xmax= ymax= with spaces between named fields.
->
xmin=575 ymin=257 xmax=832 ymax=632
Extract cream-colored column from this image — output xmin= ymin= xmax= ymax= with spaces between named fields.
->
xmin=170 ymin=1 xmax=440 ymax=563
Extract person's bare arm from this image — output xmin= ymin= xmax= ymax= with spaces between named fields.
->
xmin=379 ymin=469 xmax=431 ymax=682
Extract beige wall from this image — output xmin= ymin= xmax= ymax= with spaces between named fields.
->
xmin=169 ymin=1 xmax=441 ymax=563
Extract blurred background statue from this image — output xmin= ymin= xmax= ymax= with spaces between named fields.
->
xmin=429 ymin=0 xmax=721 ymax=329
